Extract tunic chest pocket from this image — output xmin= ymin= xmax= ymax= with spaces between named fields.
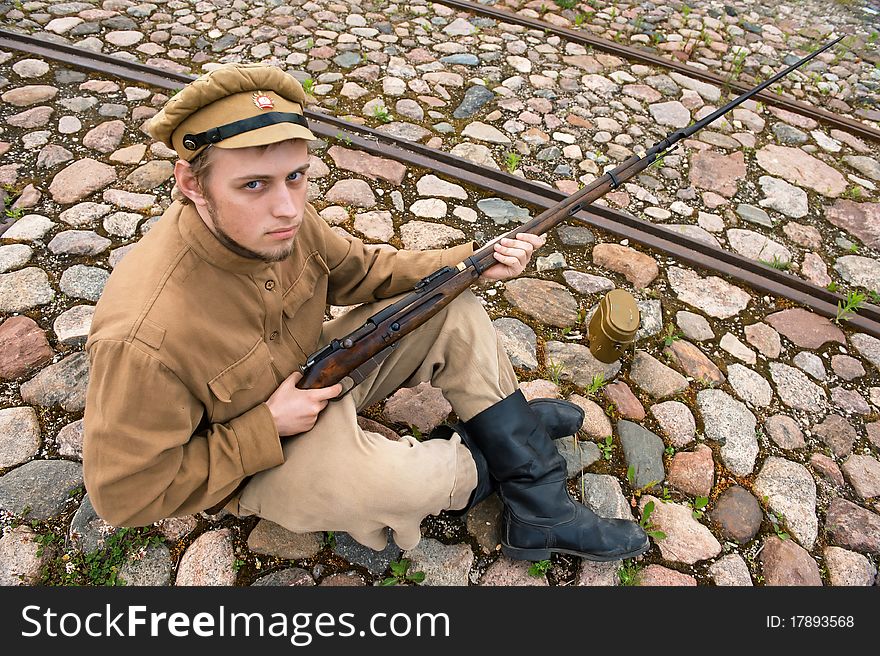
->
xmin=282 ymin=252 xmax=330 ymax=358
xmin=207 ymin=340 xmax=276 ymax=421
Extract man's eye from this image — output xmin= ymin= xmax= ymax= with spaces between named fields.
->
xmin=244 ymin=181 xmax=261 ymax=190
xmin=288 ymin=171 xmax=303 ymax=182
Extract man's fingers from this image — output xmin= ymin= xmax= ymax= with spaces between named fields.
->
xmin=289 ymin=370 xmax=303 ymax=383
xmin=313 ymin=382 xmax=343 ymax=400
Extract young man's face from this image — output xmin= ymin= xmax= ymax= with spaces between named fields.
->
xmin=188 ymin=138 xmax=311 ymax=263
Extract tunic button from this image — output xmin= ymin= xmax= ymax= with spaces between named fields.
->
xmin=269 ymin=331 xmax=279 ymax=341
xmin=265 ymin=280 xmax=275 ymax=291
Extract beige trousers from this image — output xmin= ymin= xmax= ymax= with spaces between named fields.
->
xmin=238 ymin=290 xmax=519 ymax=551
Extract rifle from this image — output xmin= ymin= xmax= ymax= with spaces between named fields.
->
xmin=298 ymin=35 xmax=845 ymax=392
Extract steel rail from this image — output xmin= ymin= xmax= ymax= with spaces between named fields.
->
xmin=436 ymin=0 xmax=880 ymax=144
xmin=3 ymin=28 xmax=880 ymax=337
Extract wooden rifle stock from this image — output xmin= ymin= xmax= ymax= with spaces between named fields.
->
xmin=297 ymin=35 xmax=844 ymax=391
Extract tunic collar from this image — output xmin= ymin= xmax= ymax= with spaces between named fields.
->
xmin=176 ymin=200 xmax=276 ymax=275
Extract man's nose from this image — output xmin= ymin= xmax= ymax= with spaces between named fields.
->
xmin=271 ymin=185 xmax=299 ymax=218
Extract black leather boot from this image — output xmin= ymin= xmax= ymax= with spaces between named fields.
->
xmin=430 ymin=397 xmax=585 ymax=516
xmin=462 ymin=390 xmax=650 ymax=562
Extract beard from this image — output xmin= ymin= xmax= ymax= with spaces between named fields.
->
xmin=203 ymin=197 xmax=293 ymax=264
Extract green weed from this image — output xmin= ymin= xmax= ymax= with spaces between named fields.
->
xmin=586 ymin=373 xmax=607 ymax=396
xmin=639 ymin=500 xmax=666 ymax=541
xmin=617 ymin=560 xmax=642 ymax=585
xmin=381 ymin=558 xmax=426 ymax=586
xmin=504 ymin=151 xmax=521 ymax=173
xmin=691 ymin=496 xmax=709 ymax=520
xmin=528 ymin=559 xmax=552 ymax=577
xmin=597 ymin=435 xmax=614 ymax=461
xmin=835 ymin=290 xmax=867 ymax=324
xmin=660 ymin=323 xmax=681 ymax=347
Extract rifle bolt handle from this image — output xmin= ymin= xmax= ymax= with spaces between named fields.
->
xmin=342 ymin=338 xmax=353 ymax=348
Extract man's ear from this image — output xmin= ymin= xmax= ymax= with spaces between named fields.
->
xmin=174 ymin=159 xmax=207 ymax=207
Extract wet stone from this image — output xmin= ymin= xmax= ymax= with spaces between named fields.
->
xmin=450 ymin=143 xmax=499 ymax=170
xmin=783 ymin=222 xmax=822 ymax=249
xmin=843 ymin=155 xmax=880 ymax=182
xmin=325 ymin=179 xmax=376 ymax=208
xmin=810 ymin=452 xmax=845 ymax=487
xmin=689 ymin=150 xmax=745 ymax=198
xmin=37 ymin=144 xmax=74 ymax=169
xmin=353 ymin=210 xmax=393 ymax=242
xmin=2 ymin=214 xmax=54 ymax=241
xmin=251 ymin=568 xmax=315 ymax=587
xmin=734 ymin=205 xmax=772 ymax=228
xmin=399 ymin=221 xmax=462 ymax=250
xmin=824 ymin=546 xmax=876 ymax=586
xmin=675 ymin=311 xmax=714 ymax=341
xmin=813 ymin=414 xmax=857 ymax=459
xmin=125 ymin=160 xmax=173 ymax=191
xmin=558 ymin=438 xmax=600 ymax=477
xmin=833 ymin=255 xmax=880 ymax=293
xmin=667 ymin=444 xmax=714 ymax=497
xmin=556 ymin=226 xmax=594 ymax=247
xmin=708 ymin=554 xmax=753 ymax=586
xmin=831 ymin=387 xmax=871 ymax=416
xmin=404 ymin=538 xmax=472 ymax=587
xmin=82 ymin=120 xmax=125 ymax=153
xmin=831 ymin=355 xmax=865 ymax=381
xmin=319 ymin=573 xmax=366 ymax=587
xmin=453 ymin=84 xmax=495 ymax=119
xmin=592 ymin=243 xmax=658 ymax=289
xmin=60 ymin=264 xmax=110 ymax=302
xmin=580 ymin=473 xmax=632 ymax=521
xmin=0 ymin=316 xmax=53 ymax=380
xmin=464 ymin=494 xmax=502 ymax=554
xmin=649 ymin=401 xmax=695 ymax=448
xmin=754 ymin=456 xmax=818 ymax=549
xmin=103 ymin=189 xmax=155 ymax=211
xmin=476 ymin=198 xmax=530 ymax=224
xmin=0 ymin=268 xmax=54 ymax=313
xmin=825 ymin=200 xmax=880 ymax=249
xmin=667 ymin=266 xmax=750 ymax=319
xmin=760 ymin=536 xmax=822 ymax=586
xmin=841 ymin=455 xmax=880 ymax=500
xmin=49 ymin=158 xmax=117 ymax=205
xmin=384 ymin=381 xmax=450 ymax=433
xmin=764 ymin=414 xmax=806 ymax=450
xmin=0 ymin=244 xmax=32 ymax=273
xmin=562 ymin=270 xmax=613 ymax=295
xmin=504 ymin=278 xmax=577 ymax=328
xmin=616 ymin=420 xmax=665 ymax=489
xmin=709 ymin=485 xmax=763 ymax=544
xmin=744 ymin=322 xmax=781 ymax=359
xmin=0 ymin=406 xmax=40 ymax=468
xmin=479 ymin=558 xmax=548 ymax=586
xmin=636 ymin=564 xmax=696 ymax=586
xmin=492 ymin=317 xmax=537 ymax=371
xmin=568 ymin=394 xmax=612 ymax=439
xmin=793 ymin=351 xmax=826 ymax=381
xmin=697 ymin=389 xmax=758 ymax=477
xmin=826 ymin=498 xmax=880 ymax=555
xmin=48 ymin=230 xmax=111 ymax=256
xmin=772 ymin=122 xmax=808 ymax=145
xmin=544 ymin=341 xmax=620 ymax=389
xmin=604 ymin=382 xmax=645 ymax=421
xmin=175 ymin=529 xmax=236 ymax=586
xmin=720 ymin=332 xmax=756 ymax=365
xmin=727 ymin=363 xmax=772 ymax=408
xmin=769 ymin=363 xmax=827 ymax=413
xmin=68 ymin=494 xmax=116 ymax=553
xmin=629 ymin=350 xmax=688 ymax=399
xmin=59 ymin=202 xmax=112 ymax=228
xmin=663 ymin=340 xmax=725 ymax=387
xmin=638 ymin=496 xmax=721 ymax=565
xmin=0 ymin=525 xmax=55 ymax=586
xmin=326 ymin=146 xmax=407 ymax=185
xmin=1 ymin=84 xmax=58 ymax=106
xmin=118 ymin=543 xmax=172 ymax=586
xmin=8 ymin=106 xmax=53 ymax=129
xmin=576 ymin=560 xmax=620 ymax=586
xmin=332 ymin=531 xmax=402 ymax=577
xmin=0 ymin=460 xmax=83 ymax=520
xmin=246 ymin=520 xmax=322 ymax=561
xmin=57 ymin=419 xmax=84 ymax=460
xmin=851 ymin=333 xmax=880 ymax=371
xmin=519 ymin=380 xmax=559 ymax=401
xmin=756 ymin=145 xmax=847 ymax=197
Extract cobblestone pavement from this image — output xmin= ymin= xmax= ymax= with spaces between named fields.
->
xmin=1 ymin=0 xmax=879 ymax=587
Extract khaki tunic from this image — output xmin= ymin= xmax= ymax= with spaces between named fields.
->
xmin=83 ymin=200 xmax=474 ymax=527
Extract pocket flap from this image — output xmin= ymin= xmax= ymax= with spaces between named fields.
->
xmin=283 ymin=252 xmax=329 ymax=319
xmin=208 ymin=340 xmax=273 ymax=403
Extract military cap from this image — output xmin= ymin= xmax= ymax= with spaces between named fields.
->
xmin=148 ymin=62 xmax=316 ymax=161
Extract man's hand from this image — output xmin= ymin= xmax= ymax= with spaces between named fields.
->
xmin=265 ymin=371 xmax=343 ymax=436
xmin=478 ymin=232 xmax=545 ymax=282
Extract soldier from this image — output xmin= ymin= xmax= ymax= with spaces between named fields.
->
xmin=83 ymin=63 xmax=647 ymax=562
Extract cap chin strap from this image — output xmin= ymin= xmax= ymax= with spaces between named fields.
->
xmin=181 ymin=111 xmax=310 ymax=151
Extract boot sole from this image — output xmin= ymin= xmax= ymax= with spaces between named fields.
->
xmin=501 ymin=536 xmax=650 ymax=563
